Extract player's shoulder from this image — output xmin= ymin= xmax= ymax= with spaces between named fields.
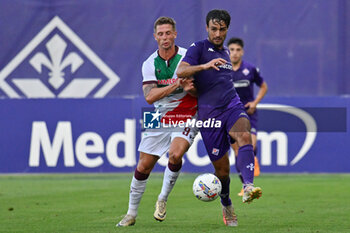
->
xmin=177 ymin=46 xmax=187 ymax=56
xmin=142 ymin=50 xmax=158 ymax=69
xmin=188 ymin=39 xmax=206 ymax=49
xmin=143 ymin=50 xmax=158 ymax=64
xmin=242 ymin=60 xmax=258 ymax=71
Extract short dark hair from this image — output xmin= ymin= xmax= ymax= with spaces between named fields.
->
xmin=154 ymin=16 xmax=176 ymax=32
xmin=206 ymin=9 xmax=231 ymax=28
xmin=227 ymin=37 xmax=244 ymax=48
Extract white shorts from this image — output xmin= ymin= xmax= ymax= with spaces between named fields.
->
xmin=138 ymin=126 xmax=199 ymax=157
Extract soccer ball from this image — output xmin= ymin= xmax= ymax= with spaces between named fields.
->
xmin=192 ymin=173 xmax=222 ymax=202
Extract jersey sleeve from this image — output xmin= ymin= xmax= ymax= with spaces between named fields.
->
xmin=253 ymin=67 xmax=264 ymax=87
xmin=182 ymin=42 xmax=202 ymax=66
xmin=142 ymin=60 xmax=157 ymax=84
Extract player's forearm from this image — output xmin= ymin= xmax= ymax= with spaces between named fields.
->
xmin=177 ymin=62 xmax=205 ymax=78
xmin=254 ymin=82 xmax=268 ymax=104
xmin=144 ymin=83 xmax=179 ymax=104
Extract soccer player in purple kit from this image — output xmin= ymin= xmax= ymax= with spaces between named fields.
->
xmin=227 ymin=37 xmax=268 ymax=196
xmin=177 ymin=9 xmax=262 ymax=227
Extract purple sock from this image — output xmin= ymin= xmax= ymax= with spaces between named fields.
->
xmin=236 ymin=144 xmax=255 ymax=185
xmin=254 ymin=146 xmax=258 ymax=156
xmin=217 ymin=175 xmax=232 ymax=206
xmin=235 ymin=159 xmax=244 ymax=183
xmin=235 ymin=158 xmax=241 ymax=173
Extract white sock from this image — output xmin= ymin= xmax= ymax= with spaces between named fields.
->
xmin=127 ymin=176 xmax=147 ymax=217
xmin=158 ymin=166 xmax=181 ymax=201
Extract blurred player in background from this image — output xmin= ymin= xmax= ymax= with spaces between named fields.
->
xmin=177 ymin=9 xmax=262 ymax=227
xmin=227 ymin=37 xmax=268 ymax=196
xmin=117 ymin=16 xmax=198 ymax=227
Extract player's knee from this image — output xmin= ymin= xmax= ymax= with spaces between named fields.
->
xmin=168 ymin=149 xmax=184 ymax=164
xmin=214 ymin=166 xmax=230 ymax=178
xmin=236 ymin=131 xmax=251 ymax=146
xmin=215 ymin=169 xmax=230 ymax=179
xmin=136 ymin=162 xmax=153 ymax=174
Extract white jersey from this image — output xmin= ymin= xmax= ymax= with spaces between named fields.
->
xmin=142 ymin=46 xmax=197 ymax=123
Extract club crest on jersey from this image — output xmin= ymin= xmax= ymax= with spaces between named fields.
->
xmin=242 ymin=68 xmax=250 ymax=76
xmin=156 ymin=68 xmax=161 ymax=74
xmin=212 ymin=148 xmax=220 ymax=156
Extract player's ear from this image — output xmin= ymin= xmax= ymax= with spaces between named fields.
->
xmin=174 ymin=31 xmax=177 ymax=38
xmin=153 ymin=33 xmax=157 ymax=41
xmin=206 ymin=25 xmax=209 ymax=33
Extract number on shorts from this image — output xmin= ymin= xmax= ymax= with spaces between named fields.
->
xmin=182 ymin=127 xmax=190 ymax=136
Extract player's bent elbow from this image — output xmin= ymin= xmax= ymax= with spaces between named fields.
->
xmin=145 ymin=96 xmax=155 ymax=105
xmin=176 ymin=66 xmax=187 ymax=78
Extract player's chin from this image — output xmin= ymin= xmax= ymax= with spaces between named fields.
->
xmin=213 ymin=40 xmax=223 ymax=47
xmin=162 ymin=44 xmax=172 ymax=50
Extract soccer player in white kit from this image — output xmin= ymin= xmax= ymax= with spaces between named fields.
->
xmin=117 ymin=16 xmax=198 ymax=227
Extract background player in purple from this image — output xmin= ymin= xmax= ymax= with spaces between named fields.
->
xmin=177 ymin=9 xmax=262 ymax=227
xmin=227 ymin=37 xmax=268 ymax=196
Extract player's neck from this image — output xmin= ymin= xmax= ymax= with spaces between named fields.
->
xmin=158 ymin=46 xmax=177 ymax=61
xmin=232 ymin=60 xmax=242 ymax=71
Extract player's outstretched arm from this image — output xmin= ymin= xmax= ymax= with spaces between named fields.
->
xmin=177 ymin=58 xmax=227 ymax=78
xmin=143 ymin=80 xmax=181 ymax=105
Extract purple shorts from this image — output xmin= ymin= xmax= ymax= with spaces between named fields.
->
xmin=200 ymin=99 xmax=250 ymax=161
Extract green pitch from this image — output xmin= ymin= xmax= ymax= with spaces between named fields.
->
xmin=1 ymin=173 xmax=350 ymax=233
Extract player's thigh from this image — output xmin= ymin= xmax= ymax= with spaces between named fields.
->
xmin=168 ymin=137 xmax=190 ymax=164
xmin=212 ymin=152 xmax=230 ymax=178
xmin=137 ymin=152 xmax=159 ymax=174
xmin=170 ymin=126 xmax=198 ymax=155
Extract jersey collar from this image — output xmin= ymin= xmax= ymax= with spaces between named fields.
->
xmin=157 ymin=45 xmax=179 ymax=62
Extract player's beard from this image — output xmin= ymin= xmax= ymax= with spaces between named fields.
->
xmin=211 ymin=36 xmax=225 ymax=48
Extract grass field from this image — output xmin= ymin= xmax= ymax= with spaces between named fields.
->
xmin=1 ymin=173 xmax=350 ymax=233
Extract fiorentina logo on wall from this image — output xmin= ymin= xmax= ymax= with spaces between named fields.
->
xmin=0 ymin=16 xmax=120 ymax=98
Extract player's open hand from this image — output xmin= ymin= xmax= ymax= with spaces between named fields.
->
xmin=204 ymin=58 xmax=227 ymax=71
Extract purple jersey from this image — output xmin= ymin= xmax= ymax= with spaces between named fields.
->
xmin=232 ymin=60 xmax=264 ymax=105
xmin=182 ymin=39 xmax=239 ymax=120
